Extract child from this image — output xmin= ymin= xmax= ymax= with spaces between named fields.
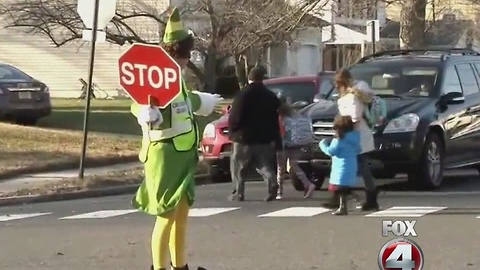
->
xmin=277 ymin=98 xmax=316 ymax=199
xmin=319 ymin=115 xmax=361 ymax=215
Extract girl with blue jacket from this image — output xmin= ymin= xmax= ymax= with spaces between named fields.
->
xmin=319 ymin=115 xmax=361 ymax=215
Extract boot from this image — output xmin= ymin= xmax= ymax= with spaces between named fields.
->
xmin=332 ymin=193 xmax=348 ymax=215
xmin=358 ymin=190 xmax=380 ymax=211
xmin=171 ymin=264 xmax=207 ymax=270
xmin=321 ymin=192 xmax=339 ymax=209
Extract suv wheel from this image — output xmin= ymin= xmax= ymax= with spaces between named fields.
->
xmin=407 ymin=133 xmax=444 ymax=189
xmin=290 ymin=163 xmax=326 ymax=191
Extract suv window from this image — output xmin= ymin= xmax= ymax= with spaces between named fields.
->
xmin=455 ymin=64 xmax=480 ymax=96
xmin=266 ymin=82 xmax=316 ymax=103
xmin=442 ymin=65 xmax=462 ymax=94
xmin=314 ymin=74 xmax=335 ymax=101
xmin=327 ymin=61 xmax=439 ymax=99
xmin=0 ymin=65 xmax=31 ymax=81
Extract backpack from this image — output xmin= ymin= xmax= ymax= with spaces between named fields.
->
xmin=364 ymin=96 xmax=387 ymax=128
xmin=282 ymin=114 xmax=314 ymax=147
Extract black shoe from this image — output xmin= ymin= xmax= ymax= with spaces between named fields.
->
xmin=321 ymin=193 xmax=340 ymax=209
xmin=332 ymin=194 xmax=348 ymax=215
xmin=228 ymin=194 xmax=244 ymax=201
xmin=264 ymin=185 xmax=279 ymax=201
xmin=357 ymin=191 xmax=380 ymax=211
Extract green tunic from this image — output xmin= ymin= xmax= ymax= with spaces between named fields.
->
xmin=130 ymin=81 xmax=206 ymax=216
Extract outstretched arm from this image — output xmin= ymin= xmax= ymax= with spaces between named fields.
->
xmin=189 ymin=91 xmax=223 ymax=116
xmin=319 ymin=138 xmax=341 ymax=157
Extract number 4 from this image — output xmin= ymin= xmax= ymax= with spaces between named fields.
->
xmin=386 ymin=243 xmax=415 ymax=270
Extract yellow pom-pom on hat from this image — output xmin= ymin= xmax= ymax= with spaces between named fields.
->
xmin=163 ymin=7 xmax=190 ymax=44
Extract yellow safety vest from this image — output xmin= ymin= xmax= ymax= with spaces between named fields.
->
xmin=141 ymin=80 xmax=199 ymax=152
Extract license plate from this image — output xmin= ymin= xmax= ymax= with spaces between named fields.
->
xmin=18 ymin=92 xmax=32 ymax=99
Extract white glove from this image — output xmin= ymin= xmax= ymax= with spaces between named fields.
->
xmin=212 ymin=94 xmax=224 ymax=105
xmin=193 ymin=91 xmax=224 ymax=116
xmin=137 ymin=105 xmax=163 ymax=126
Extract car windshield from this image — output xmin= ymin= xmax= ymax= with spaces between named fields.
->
xmin=327 ymin=62 xmax=439 ymax=99
xmin=266 ymin=81 xmax=316 ymax=103
xmin=314 ymin=74 xmax=335 ymax=101
xmin=0 ymin=65 xmax=32 ymax=81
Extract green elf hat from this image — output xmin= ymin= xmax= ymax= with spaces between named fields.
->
xmin=163 ymin=7 xmax=190 ymax=44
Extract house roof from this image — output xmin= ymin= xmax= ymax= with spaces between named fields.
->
xmin=322 ymin=24 xmax=368 ymax=45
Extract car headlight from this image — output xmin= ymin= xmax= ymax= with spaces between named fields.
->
xmin=383 ymin=113 xmax=420 ymax=134
xmin=203 ymin=123 xmax=216 ymax=138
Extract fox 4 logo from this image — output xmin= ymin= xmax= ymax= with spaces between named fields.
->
xmin=378 ymin=220 xmax=424 ymax=270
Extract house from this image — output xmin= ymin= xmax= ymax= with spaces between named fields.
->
xmin=0 ymin=0 xmax=171 ymax=98
xmin=316 ymin=0 xmax=401 ymax=70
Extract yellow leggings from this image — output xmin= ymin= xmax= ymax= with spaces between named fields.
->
xmin=152 ymin=196 xmax=189 ymax=269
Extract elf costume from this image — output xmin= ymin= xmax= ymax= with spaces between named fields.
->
xmin=130 ymin=7 xmax=221 ymax=270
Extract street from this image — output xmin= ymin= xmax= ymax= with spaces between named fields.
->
xmin=1 ymin=173 xmax=480 ymax=270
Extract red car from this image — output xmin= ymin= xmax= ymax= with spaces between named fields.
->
xmin=200 ymin=72 xmax=335 ymax=183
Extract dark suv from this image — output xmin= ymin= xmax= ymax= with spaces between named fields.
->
xmin=294 ymin=48 xmax=480 ymax=191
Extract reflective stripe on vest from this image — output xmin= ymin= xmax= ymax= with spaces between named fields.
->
xmin=142 ymin=80 xmax=198 ymax=152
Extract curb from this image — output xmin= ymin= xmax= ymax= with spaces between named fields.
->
xmin=0 ymin=156 xmax=139 ymax=181
xmin=0 ymin=175 xmax=210 ymax=207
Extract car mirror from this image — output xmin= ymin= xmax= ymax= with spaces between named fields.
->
xmin=291 ymin=101 xmax=308 ymax=108
xmin=441 ymin=92 xmax=464 ymax=105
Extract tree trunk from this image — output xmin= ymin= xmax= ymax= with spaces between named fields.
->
xmin=202 ymin=46 xmax=219 ymax=93
xmin=399 ymin=0 xmax=427 ymax=49
xmin=235 ymin=55 xmax=247 ymax=89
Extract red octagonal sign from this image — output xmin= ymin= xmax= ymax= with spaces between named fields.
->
xmin=118 ymin=43 xmax=181 ymax=108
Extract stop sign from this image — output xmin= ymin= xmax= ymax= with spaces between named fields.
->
xmin=118 ymin=43 xmax=181 ymax=108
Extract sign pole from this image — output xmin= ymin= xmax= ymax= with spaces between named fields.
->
xmin=371 ymin=20 xmax=376 ymax=54
xmin=79 ymin=0 xmax=101 ymax=179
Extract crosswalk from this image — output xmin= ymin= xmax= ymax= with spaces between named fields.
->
xmin=0 ymin=205 xmax=472 ymax=222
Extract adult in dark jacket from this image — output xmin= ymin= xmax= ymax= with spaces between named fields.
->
xmin=228 ymin=66 xmax=281 ymax=201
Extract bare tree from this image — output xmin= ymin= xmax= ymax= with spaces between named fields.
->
xmin=186 ymin=0 xmax=326 ymax=88
xmin=0 ymin=0 xmax=325 ymax=90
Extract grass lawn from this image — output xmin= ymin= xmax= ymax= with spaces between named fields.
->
xmin=37 ymin=98 xmax=222 ymax=136
xmin=0 ymin=123 xmax=141 ymax=179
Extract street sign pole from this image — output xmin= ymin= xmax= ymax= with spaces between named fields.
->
xmin=371 ymin=20 xmax=376 ymax=54
xmin=79 ymin=0 xmax=101 ymax=179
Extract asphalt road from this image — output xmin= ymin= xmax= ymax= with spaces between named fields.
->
xmin=1 ymin=172 xmax=480 ymax=270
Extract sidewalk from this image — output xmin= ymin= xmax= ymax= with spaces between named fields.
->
xmin=0 ymin=162 xmax=143 ymax=193
xmin=0 ymin=155 xmax=208 ymax=194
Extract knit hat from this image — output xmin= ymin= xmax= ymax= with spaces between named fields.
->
xmin=163 ymin=7 xmax=190 ymax=44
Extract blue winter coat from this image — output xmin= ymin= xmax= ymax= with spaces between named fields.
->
xmin=319 ymin=131 xmax=361 ymax=187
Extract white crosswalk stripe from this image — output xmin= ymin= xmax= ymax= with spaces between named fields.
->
xmin=258 ymin=207 xmax=331 ymax=217
xmin=365 ymin=206 xmax=447 ymax=217
xmin=59 ymin=210 xmax=138 ymax=220
xmin=0 ymin=206 xmax=467 ymax=222
xmin=0 ymin=212 xmax=52 ymax=222
xmin=188 ymin=207 xmax=240 ymax=217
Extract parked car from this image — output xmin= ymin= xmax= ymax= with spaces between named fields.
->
xmin=293 ymin=48 xmax=480 ymax=191
xmin=0 ymin=63 xmax=51 ymax=125
xmin=201 ymin=72 xmax=335 ymax=182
